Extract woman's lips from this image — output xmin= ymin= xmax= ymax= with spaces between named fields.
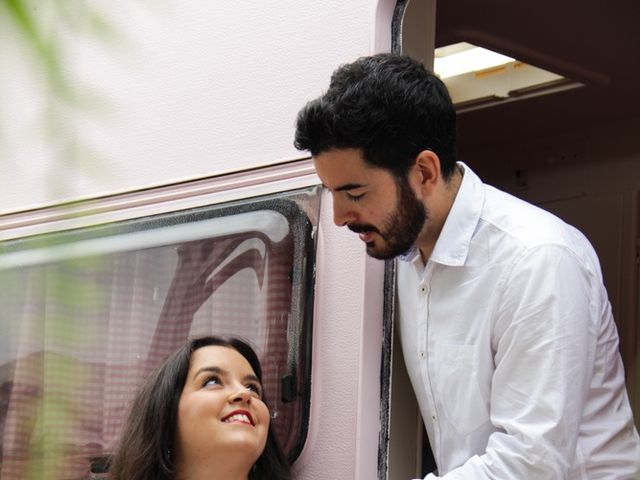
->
xmin=221 ymin=409 xmax=254 ymax=426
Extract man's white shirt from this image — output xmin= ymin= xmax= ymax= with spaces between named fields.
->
xmin=397 ymin=163 xmax=640 ymax=479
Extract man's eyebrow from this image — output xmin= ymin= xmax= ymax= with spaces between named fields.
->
xmin=333 ymin=183 xmax=366 ymax=192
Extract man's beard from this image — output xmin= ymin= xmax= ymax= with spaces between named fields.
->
xmin=348 ymin=176 xmax=427 ymax=260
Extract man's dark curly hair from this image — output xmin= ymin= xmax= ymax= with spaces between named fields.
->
xmin=294 ymin=53 xmax=457 ymax=180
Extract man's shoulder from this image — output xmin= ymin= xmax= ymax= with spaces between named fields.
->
xmin=454 ymin=164 xmax=583 ymax=253
xmin=479 ymin=184 xmax=579 ymax=249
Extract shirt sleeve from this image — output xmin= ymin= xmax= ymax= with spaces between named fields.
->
xmin=426 ymin=244 xmax=599 ymax=479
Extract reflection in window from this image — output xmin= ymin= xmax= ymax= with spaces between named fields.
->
xmin=0 ymin=188 xmax=318 ymax=478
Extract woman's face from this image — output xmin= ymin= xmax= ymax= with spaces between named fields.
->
xmin=176 ymin=345 xmax=270 ymax=469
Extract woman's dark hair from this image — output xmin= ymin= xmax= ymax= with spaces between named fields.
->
xmin=294 ymin=53 xmax=457 ymax=180
xmin=108 ymin=336 xmax=291 ymax=480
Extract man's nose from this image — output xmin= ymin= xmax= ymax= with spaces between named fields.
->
xmin=332 ymin=199 xmax=356 ymax=227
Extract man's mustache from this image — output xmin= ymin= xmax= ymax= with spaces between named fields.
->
xmin=348 ymin=223 xmax=380 ymax=235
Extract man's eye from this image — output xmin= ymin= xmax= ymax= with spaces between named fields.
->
xmin=347 ymin=192 xmax=365 ymax=202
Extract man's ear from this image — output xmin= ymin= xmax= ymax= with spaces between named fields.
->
xmin=413 ymin=150 xmax=441 ymax=195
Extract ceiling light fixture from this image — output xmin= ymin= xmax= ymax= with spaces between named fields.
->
xmin=434 ymin=43 xmax=515 ymax=79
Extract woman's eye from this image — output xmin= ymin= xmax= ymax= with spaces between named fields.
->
xmin=246 ymin=383 xmax=263 ymax=397
xmin=203 ymin=375 xmax=221 ymax=387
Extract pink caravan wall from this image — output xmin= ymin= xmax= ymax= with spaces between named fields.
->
xmin=0 ymin=0 xmax=397 ymax=478
xmin=0 ymin=0 xmax=392 ymax=214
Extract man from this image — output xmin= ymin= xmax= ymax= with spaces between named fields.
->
xmin=294 ymin=53 xmax=640 ymax=478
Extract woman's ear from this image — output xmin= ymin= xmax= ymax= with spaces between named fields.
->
xmin=413 ymin=150 xmax=441 ymax=195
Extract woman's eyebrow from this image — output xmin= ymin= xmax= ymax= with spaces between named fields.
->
xmin=243 ymin=374 xmax=261 ymax=384
xmin=192 ymin=366 xmax=225 ymax=379
xmin=192 ymin=367 xmax=260 ymax=385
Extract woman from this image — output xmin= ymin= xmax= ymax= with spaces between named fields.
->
xmin=109 ymin=336 xmax=291 ymax=480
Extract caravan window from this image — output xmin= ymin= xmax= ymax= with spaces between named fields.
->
xmin=0 ymin=187 xmax=318 ymax=478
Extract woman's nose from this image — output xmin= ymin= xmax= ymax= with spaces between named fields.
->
xmin=230 ymin=388 xmax=252 ymax=404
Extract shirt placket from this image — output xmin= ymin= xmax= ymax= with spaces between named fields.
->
xmin=418 ymin=262 xmax=441 ymax=470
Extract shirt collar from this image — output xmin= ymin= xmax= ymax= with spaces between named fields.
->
xmin=396 ymin=162 xmax=484 ymax=266
xmin=397 ymin=246 xmax=419 ymax=262
xmin=428 ymin=162 xmax=484 ymax=266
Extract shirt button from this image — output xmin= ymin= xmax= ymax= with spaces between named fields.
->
xmin=420 ymin=351 xmax=426 ymax=359
xmin=420 ymin=285 xmax=429 ymax=294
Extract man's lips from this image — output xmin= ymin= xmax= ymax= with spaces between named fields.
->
xmin=358 ymin=231 xmax=375 ymax=243
xmin=348 ymin=224 xmax=379 ymax=243
xmin=221 ymin=409 xmax=254 ymax=426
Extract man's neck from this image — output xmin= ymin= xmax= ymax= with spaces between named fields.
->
xmin=417 ymin=164 xmax=464 ymax=263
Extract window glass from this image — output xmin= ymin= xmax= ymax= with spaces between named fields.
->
xmin=0 ymin=187 xmax=319 ymax=478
